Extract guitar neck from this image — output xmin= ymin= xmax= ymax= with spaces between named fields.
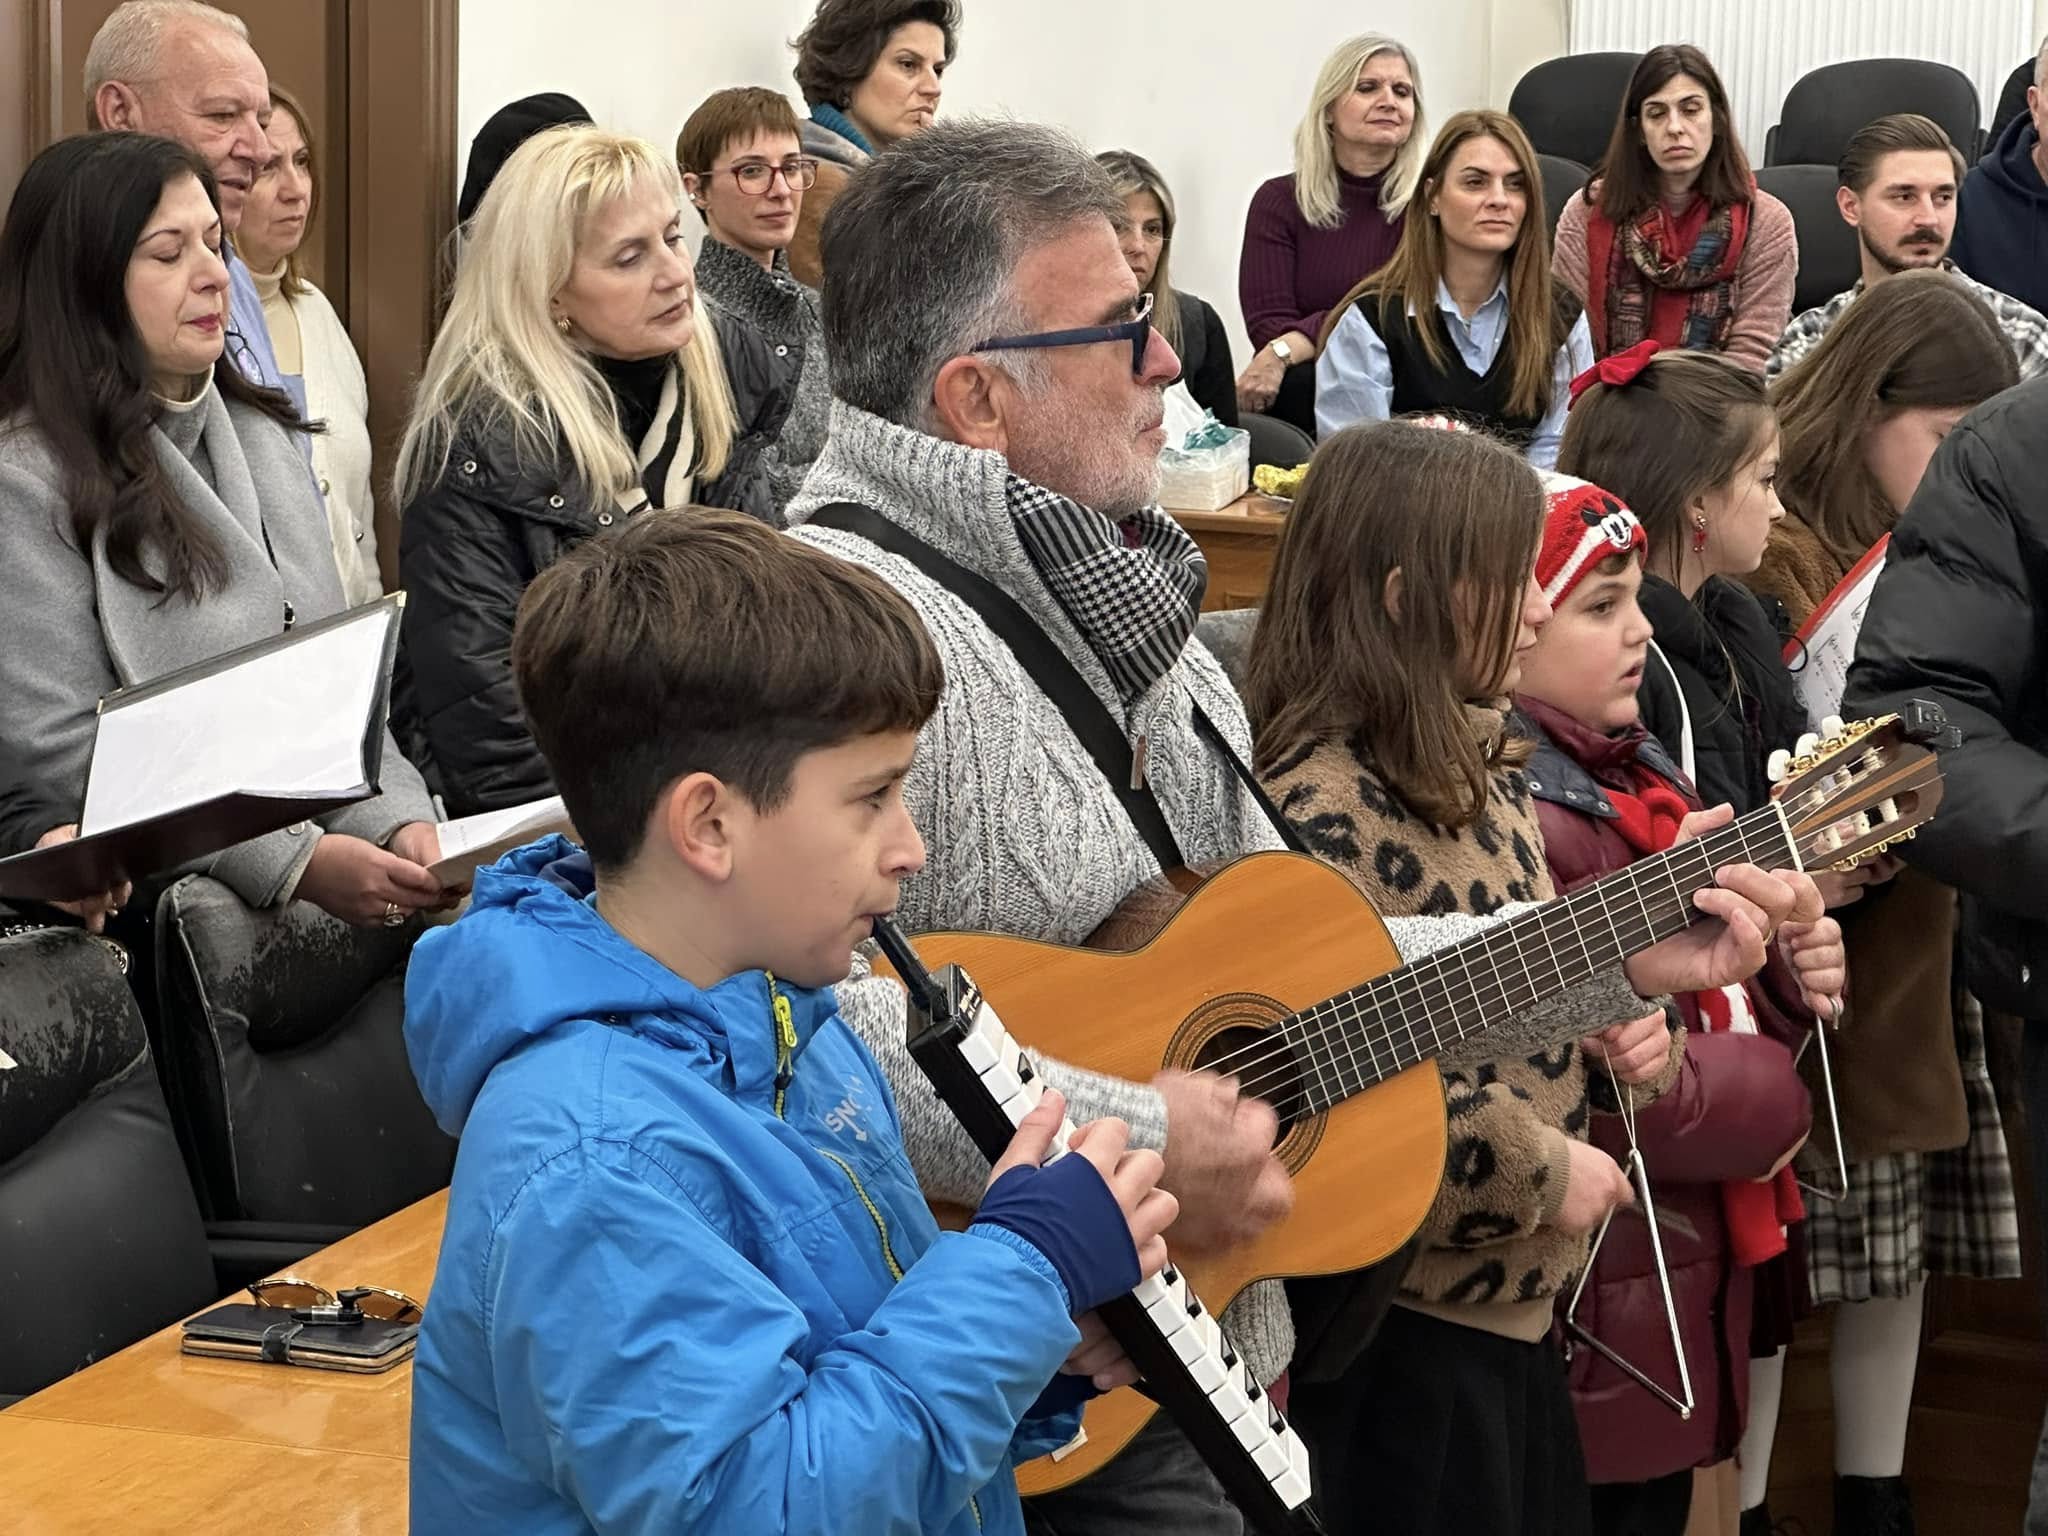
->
xmin=1289 ymin=802 xmax=1798 ymax=1112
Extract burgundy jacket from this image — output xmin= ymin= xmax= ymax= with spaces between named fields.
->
xmin=1518 ymin=696 xmax=1812 ymax=1483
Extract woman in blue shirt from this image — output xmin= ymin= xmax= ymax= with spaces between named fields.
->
xmin=1315 ymin=110 xmax=1593 ymax=469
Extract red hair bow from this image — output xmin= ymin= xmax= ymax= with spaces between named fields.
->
xmin=1568 ymin=340 xmax=1663 ymax=406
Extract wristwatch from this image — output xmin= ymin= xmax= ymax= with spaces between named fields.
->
xmin=1270 ymin=338 xmax=1294 ymax=364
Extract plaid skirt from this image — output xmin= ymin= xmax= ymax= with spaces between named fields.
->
xmin=1804 ymin=989 xmax=2023 ymax=1304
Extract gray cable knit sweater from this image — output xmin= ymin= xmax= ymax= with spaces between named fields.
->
xmin=790 ymin=401 xmax=1648 ymax=1386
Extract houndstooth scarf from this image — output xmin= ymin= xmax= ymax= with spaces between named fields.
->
xmin=1004 ymin=474 xmax=1208 ymax=704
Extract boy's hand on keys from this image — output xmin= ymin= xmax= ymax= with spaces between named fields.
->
xmin=977 ymin=1092 xmax=1176 ymax=1313
xmin=1067 ymin=1115 xmax=1176 ymax=1282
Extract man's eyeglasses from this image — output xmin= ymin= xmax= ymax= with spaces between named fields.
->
xmin=716 ymin=157 xmax=820 ymax=195
xmin=973 ymin=290 xmax=1157 ymax=376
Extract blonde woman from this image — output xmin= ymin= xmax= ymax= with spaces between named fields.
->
xmin=1097 ymin=149 xmax=1237 ymax=425
xmin=1237 ymin=33 xmax=1426 ymax=433
xmin=236 ymin=84 xmax=380 ymax=603
xmin=396 ymin=125 xmax=792 ymax=817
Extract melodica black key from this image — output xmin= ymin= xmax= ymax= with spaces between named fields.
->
xmin=872 ymin=918 xmax=1323 ymax=1536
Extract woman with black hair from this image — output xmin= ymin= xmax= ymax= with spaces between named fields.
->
xmin=0 ymin=133 xmax=444 ymax=928
xmin=787 ymin=0 xmax=960 ymax=287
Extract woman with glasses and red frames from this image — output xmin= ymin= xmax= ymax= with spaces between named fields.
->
xmin=681 ymin=87 xmax=830 ymax=515
xmin=395 ymin=125 xmax=794 ymax=821
xmin=788 ymin=0 xmax=960 ymax=287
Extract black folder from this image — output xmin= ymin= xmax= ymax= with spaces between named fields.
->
xmin=0 ymin=597 xmax=405 ymax=902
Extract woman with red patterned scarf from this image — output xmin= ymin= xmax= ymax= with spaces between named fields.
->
xmin=1552 ymin=45 xmax=1796 ymax=375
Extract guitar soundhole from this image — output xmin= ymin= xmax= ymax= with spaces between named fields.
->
xmin=1172 ymin=994 xmax=1326 ymax=1172
xmin=1191 ymin=1025 xmax=1307 ymax=1133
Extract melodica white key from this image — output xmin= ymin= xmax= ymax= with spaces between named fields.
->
xmin=872 ymin=918 xmax=1324 ymax=1535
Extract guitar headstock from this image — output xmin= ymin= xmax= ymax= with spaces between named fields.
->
xmin=1771 ymin=706 xmax=1954 ymax=871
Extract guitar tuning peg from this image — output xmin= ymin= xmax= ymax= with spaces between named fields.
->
xmin=1766 ymin=748 xmax=1792 ymax=784
xmin=1795 ymin=733 xmax=1820 ymax=757
xmin=1821 ymin=714 xmax=1846 ymax=739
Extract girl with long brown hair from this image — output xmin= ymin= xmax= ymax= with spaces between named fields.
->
xmin=1553 ymin=45 xmax=1796 ymax=374
xmin=1250 ymin=420 xmax=1666 ymax=1535
xmin=1312 ymin=111 xmax=1592 ymax=466
xmin=1742 ymin=270 xmax=2021 ymax=1535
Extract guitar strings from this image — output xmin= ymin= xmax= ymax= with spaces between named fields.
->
xmin=1189 ymin=766 xmax=1862 ymax=1105
xmin=1228 ymin=810 xmax=1781 ymax=1105
xmin=1194 ymin=807 xmax=1772 ymax=1098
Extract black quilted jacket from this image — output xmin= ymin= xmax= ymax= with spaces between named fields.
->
xmin=395 ymin=308 xmax=793 ymax=817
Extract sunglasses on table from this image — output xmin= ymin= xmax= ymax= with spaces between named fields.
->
xmin=246 ymin=1276 xmax=423 ymax=1325
xmin=973 ymin=289 xmax=1157 ymax=376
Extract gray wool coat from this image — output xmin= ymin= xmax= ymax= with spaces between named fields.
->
xmin=0 ymin=383 xmax=434 ymax=908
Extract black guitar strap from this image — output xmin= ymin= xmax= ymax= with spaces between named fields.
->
xmin=808 ymin=503 xmax=1307 ymax=863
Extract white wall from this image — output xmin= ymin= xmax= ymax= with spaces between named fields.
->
xmin=459 ymin=0 xmax=1511 ymax=365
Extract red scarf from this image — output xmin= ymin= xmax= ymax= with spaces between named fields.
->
xmin=1583 ymin=188 xmax=1751 ymax=358
xmin=1606 ymin=776 xmax=1803 ymax=1267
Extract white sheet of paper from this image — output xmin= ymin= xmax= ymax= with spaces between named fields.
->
xmin=1786 ymin=538 xmax=1888 ymax=727
xmin=80 ymin=606 xmax=394 ymax=834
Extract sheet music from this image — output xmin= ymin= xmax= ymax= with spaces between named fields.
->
xmin=1784 ymin=536 xmax=1888 ymax=727
xmin=80 ymin=604 xmax=394 ymax=833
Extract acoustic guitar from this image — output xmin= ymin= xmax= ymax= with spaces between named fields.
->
xmin=878 ymin=710 xmax=1949 ymax=1495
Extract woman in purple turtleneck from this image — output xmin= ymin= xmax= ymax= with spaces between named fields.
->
xmin=1237 ymin=33 xmax=1426 ymax=436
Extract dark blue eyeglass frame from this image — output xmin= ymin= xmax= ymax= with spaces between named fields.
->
xmin=972 ymin=289 xmax=1156 ymax=375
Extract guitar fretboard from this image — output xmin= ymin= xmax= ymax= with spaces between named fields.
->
xmin=1279 ymin=802 xmax=1797 ymax=1115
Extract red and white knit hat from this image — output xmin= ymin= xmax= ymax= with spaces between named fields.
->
xmin=1536 ymin=471 xmax=1646 ymax=607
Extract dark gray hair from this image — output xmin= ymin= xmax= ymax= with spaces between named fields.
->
xmin=819 ymin=117 xmax=1127 ymax=427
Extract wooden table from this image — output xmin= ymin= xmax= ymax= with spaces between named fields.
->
xmin=1168 ymin=493 xmax=1289 ymax=611
xmin=1 ymin=1189 xmax=448 ymax=1534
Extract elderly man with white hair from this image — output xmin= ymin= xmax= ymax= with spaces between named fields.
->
xmin=85 ymin=0 xmax=285 ymax=392
xmin=1953 ymin=33 xmax=2048 ymax=315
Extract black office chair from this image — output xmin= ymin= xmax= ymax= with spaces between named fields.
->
xmin=1538 ymin=155 xmax=1588 ymax=239
xmin=1754 ymin=164 xmax=1863 ymax=318
xmin=1988 ymin=59 xmax=2034 ymax=151
xmin=1766 ymin=59 xmax=1982 ymax=167
xmin=1242 ymin=410 xmax=1314 ymax=472
xmin=152 ymin=877 xmax=454 ymax=1276
xmin=1509 ymin=53 xmax=1640 ymax=169
xmin=0 ymin=926 xmax=215 ymax=1402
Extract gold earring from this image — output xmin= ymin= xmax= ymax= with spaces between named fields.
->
xmin=554 ymin=314 xmax=572 ymax=336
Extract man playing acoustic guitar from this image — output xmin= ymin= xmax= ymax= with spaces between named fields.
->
xmin=791 ymin=118 xmax=1823 ymax=1536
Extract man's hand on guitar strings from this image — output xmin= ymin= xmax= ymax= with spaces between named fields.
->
xmin=1578 ymin=1009 xmax=1671 ymax=1085
xmin=1151 ymin=1069 xmax=1295 ymax=1255
xmin=1780 ymin=914 xmax=1846 ymax=1017
xmin=1622 ymin=863 xmax=1805 ymax=997
xmin=1059 ymin=1310 xmax=1143 ymax=1392
xmin=1556 ymin=1138 xmax=1634 ymax=1235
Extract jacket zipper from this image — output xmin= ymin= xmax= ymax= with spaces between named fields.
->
xmin=765 ymin=975 xmax=980 ymax=1528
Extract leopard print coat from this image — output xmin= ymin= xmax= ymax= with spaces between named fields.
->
xmin=1262 ymin=708 xmax=1681 ymax=1339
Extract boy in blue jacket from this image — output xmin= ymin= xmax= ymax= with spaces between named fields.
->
xmin=404 ymin=509 xmax=1176 ymax=1536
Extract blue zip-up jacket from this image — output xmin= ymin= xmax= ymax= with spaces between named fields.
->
xmin=404 ymin=838 xmax=1083 ymax=1535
